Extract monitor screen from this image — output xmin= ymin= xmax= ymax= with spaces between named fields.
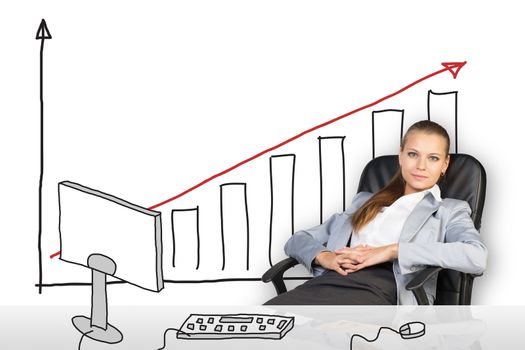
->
xmin=58 ymin=181 xmax=163 ymax=292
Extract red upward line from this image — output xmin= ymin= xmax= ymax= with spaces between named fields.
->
xmin=148 ymin=61 xmax=466 ymax=210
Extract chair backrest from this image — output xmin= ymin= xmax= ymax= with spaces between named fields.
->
xmin=356 ymin=153 xmax=487 ymax=304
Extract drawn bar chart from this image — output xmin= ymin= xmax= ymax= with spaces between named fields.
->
xmin=39 ymin=56 xmax=468 ymax=290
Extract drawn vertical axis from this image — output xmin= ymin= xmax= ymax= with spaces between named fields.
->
xmin=36 ymin=19 xmax=52 ymax=295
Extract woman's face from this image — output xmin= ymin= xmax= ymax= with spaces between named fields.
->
xmin=399 ymin=130 xmax=450 ymax=195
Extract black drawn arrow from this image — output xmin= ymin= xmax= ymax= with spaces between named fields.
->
xmin=36 ymin=19 xmax=52 ymax=294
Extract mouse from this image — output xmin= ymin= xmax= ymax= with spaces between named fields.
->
xmin=398 ymin=321 xmax=425 ymax=339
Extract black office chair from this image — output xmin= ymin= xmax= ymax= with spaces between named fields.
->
xmin=262 ymin=153 xmax=486 ymax=305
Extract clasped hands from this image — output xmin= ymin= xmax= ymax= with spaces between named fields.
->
xmin=314 ymin=243 xmax=399 ymax=276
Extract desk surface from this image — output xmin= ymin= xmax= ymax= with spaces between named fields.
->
xmin=1 ymin=305 xmax=524 ymax=349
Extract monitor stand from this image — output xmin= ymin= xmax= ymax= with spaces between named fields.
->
xmin=72 ymin=254 xmax=123 ymax=344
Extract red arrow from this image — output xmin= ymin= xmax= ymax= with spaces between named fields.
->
xmin=146 ymin=61 xmax=467 ymax=210
xmin=441 ymin=62 xmax=466 ymax=79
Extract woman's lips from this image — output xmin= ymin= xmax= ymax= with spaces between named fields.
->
xmin=412 ymin=174 xmax=427 ymax=180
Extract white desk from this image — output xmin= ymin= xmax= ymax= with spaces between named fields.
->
xmin=1 ymin=305 xmax=523 ymax=349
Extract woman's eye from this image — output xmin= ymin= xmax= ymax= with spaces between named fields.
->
xmin=408 ymin=152 xmax=417 ymax=158
xmin=429 ymin=156 xmax=439 ymax=161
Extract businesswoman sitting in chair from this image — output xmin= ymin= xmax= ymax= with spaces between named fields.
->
xmin=265 ymin=120 xmax=487 ymax=305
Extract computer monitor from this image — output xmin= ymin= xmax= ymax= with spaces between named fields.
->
xmin=58 ymin=180 xmax=163 ymax=344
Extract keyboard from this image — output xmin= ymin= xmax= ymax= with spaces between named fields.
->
xmin=177 ymin=313 xmax=294 ymax=340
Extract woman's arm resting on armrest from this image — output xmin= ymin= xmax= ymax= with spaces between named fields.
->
xmin=398 ymin=201 xmax=488 ymax=275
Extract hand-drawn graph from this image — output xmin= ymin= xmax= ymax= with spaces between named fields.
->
xmin=35 ymin=19 xmax=466 ymax=291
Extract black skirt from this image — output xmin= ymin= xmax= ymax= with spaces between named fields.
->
xmin=264 ymin=262 xmax=397 ymax=305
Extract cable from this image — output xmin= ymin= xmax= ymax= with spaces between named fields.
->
xmin=349 ymin=321 xmax=426 ymax=349
xmin=157 ymin=328 xmax=190 ymax=350
xmin=349 ymin=326 xmax=399 ymax=350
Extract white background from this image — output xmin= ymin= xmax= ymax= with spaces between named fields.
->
xmin=0 ymin=0 xmax=524 ymax=306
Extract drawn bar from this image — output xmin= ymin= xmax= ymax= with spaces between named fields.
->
xmin=318 ymin=137 xmax=346 ymax=223
xmin=171 ymin=207 xmax=200 ymax=270
xmin=220 ymin=183 xmax=250 ymax=271
xmin=427 ymin=90 xmax=458 ymax=153
xmin=268 ymin=154 xmax=296 ymax=266
xmin=371 ymin=109 xmax=404 ymax=158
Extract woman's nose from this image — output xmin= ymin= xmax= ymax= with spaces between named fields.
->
xmin=417 ymin=159 xmax=426 ymax=170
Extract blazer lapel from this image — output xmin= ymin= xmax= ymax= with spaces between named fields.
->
xmin=399 ymin=192 xmax=441 ymax=242
xmin=329 ymin=192 xmax=372 ymax=250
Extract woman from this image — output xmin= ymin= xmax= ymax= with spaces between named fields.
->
xmin=265 ymin=120 xmax=487 ymax=305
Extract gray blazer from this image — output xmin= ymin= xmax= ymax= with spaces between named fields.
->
xmin=284 ymin=191 xmax=488 ymax=305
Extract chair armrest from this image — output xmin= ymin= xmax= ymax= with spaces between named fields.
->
xmin=405 ymin=266 xmax=443 ymax=305
xmin=261 ymin=257 xmax=300 ymax=295
xmin=406 ymin=266 xmax=444 ymax=290
xmin=405 ymin=267 xmax=483 ymax=305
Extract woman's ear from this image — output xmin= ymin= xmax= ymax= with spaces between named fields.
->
xmin=442 ymin=154 xmax=450 ymax=173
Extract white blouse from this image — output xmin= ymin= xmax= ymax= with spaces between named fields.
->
xmin=350 ymin=184 xmax=442 ymax=247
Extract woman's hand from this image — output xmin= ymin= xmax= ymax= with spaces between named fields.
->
xmin=336 ymin=244 xmax=399 ymax=272
xmin=314 ymin=245 xmax=372 ymax=275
